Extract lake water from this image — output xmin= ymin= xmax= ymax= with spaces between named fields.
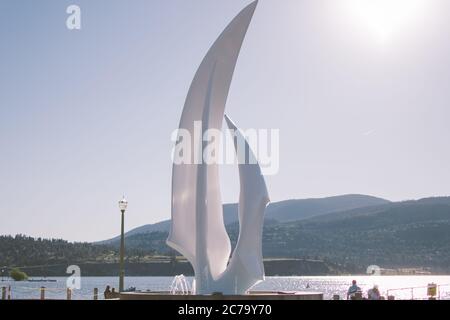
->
xmin=2 ymin=276 xmax=450 ymax=300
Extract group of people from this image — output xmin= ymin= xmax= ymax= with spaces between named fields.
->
xmin=347 ymin=280 xmax=382 ymax=300
xmin=104 ymin=285 xmax=119 ymax=299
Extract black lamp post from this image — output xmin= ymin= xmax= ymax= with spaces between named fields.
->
xmin=118 ymin=196 xmax=128 ymax=292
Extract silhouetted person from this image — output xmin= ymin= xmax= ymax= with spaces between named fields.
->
xmin=368 ymin=285 xmax=381 ymax=300
xmin=104 ymin=285 xmax=111 ymax=299
xmin=347 ymin=280 xmax=362 ymax=300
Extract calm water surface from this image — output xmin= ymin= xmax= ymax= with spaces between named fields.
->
xmin=2 ymin=276 xmax=450 ymax=300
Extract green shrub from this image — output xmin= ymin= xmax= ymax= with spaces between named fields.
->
xmin=10 ymin=268 xmax=28 ymax=281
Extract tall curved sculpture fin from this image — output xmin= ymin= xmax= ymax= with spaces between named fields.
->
xmin=167 ymin=1 xmax=259 ymax=294
xmin=222 ymin=114 xmax=270 ymax=294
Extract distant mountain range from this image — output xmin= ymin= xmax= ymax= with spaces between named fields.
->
xmin=98 ymin=195 xmax=450 ymax=273
xmin=260 ymin=196 xmax=450 ymax=271
xmin=3 ymin=194 xmax=450 ymax=275
xmin=98 ymin=194 xmax=389 ymax=244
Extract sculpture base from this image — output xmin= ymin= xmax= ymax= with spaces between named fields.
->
xmin=120 ymin=291 xmax=323 ymax=300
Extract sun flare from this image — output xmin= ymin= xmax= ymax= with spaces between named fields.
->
xmin=343 ymin=0 xmax=428 ymax=42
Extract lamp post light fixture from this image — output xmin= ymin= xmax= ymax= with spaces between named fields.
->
xmin=118 ymin=196 xmax=128 ymax=292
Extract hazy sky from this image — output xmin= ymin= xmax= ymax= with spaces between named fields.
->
xmin=1 ymin=0 xmax=449 ymax=242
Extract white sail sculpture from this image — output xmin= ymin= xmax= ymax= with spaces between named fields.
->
xmin=167 ymin=0 xmax=269 ymax=295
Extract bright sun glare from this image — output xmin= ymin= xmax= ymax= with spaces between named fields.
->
xmin=343 ymin=0 xmax=428 ymax=43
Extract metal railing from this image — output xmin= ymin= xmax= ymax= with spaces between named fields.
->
xmin=386 ymin=283 xmax=450 ymax=300
xmin=1 ymin=285 xmax=100 ymax=300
